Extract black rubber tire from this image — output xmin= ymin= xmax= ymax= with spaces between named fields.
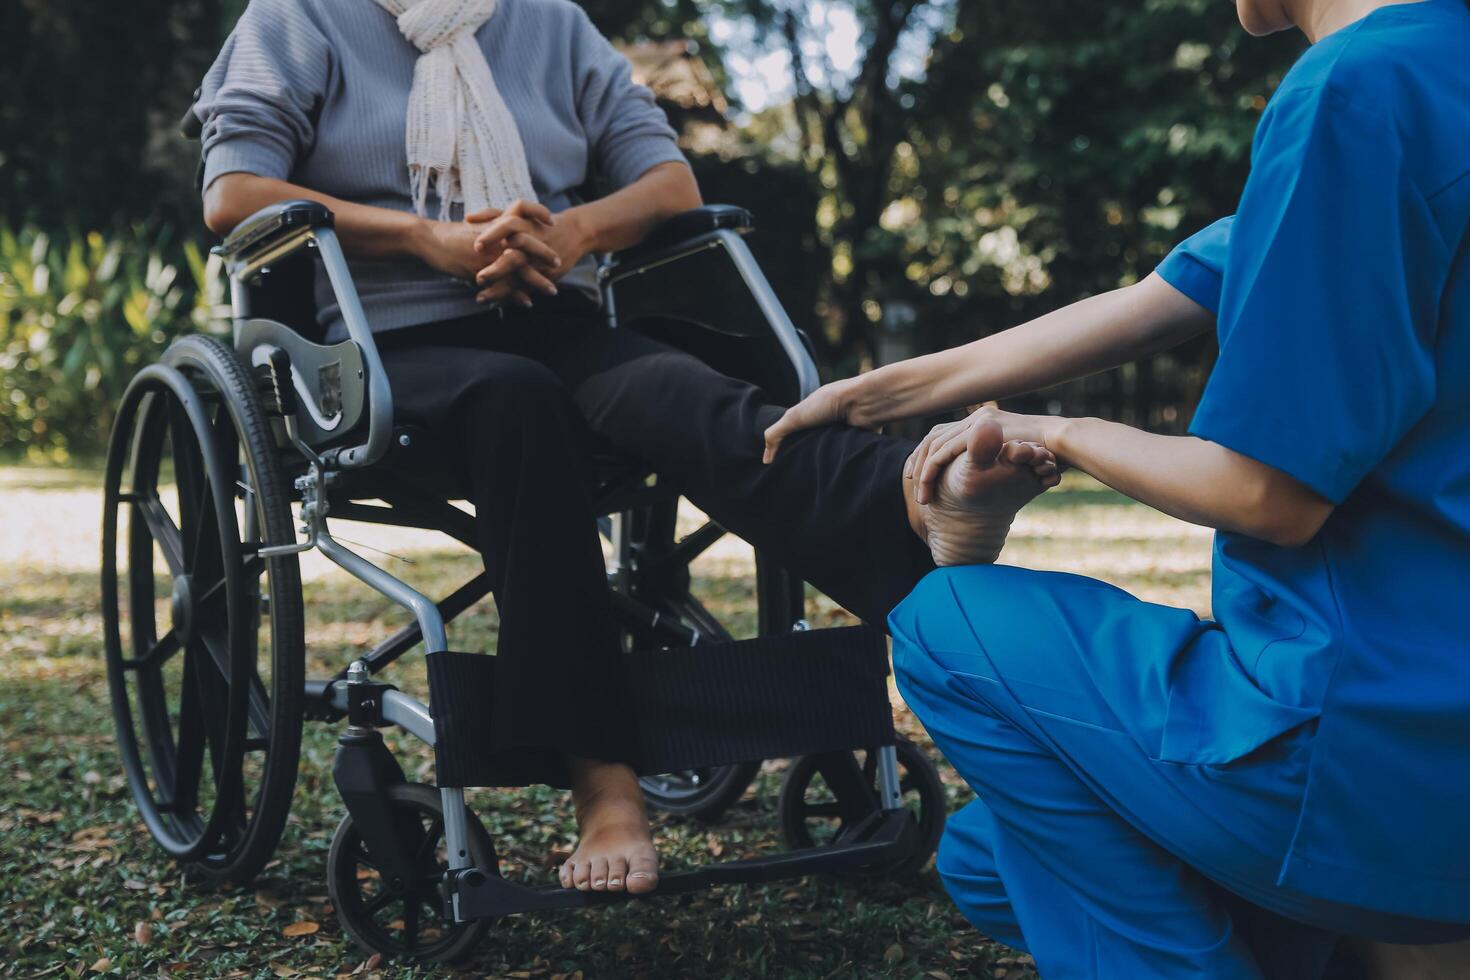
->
xmin=163 ymin=335 xmax=305 ymax=882
xmin=102 ymin=334 xmax=303 ymax=883
xmin=327 ymin=782 xmax=494 ymax=963
xmin=777 ymin=735 xmax=946 ymax=879
xmin=609 ymin=502 xmax=803 ymax=820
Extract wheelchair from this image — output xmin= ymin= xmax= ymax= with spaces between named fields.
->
xmin=101 ymin=181 xmax=944 ymax=960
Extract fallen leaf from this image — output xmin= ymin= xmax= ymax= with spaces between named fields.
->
xmin=282 ymin=920 xmax=320 ymax=938
xmin=884 ymin=943 xmax=904 ymax=964
xmin=89 ymin=958 xmax=110 ymax=973
xmin=363 ymin=954 xmax=382 ymax=971
xmin=706 ymin=832 xmax=724 ymax=857
xmin=134 ymin=920 xmax=152 ymax=945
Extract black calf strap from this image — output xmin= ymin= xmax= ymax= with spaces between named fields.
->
xmin=427 ymin=626 xmax=895 ymax=789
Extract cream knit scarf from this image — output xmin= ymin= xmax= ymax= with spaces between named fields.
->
xmin=374 ymin=0 xmax=537 ymax=219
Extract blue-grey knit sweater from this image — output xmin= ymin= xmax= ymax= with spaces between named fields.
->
xmin=195 ymin=0 xmax=688 ymax=337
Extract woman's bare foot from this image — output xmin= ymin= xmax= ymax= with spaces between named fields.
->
xmin=919 ymin=421 xmax=1060 ymax=566
xmin=558 ymin=758 xmax=659 ymax=895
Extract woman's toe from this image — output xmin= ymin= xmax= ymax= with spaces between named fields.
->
xmin=558 ymin=861 xmax=573 ymax=889
xmin=571 ymin=859 xmax=592 ymax=891
xmin=589 ymin=855 xmax=610 ymax=891
xmin=1001 ymin=440 xmax=1036 ymax=465
xmin=607 ymin=855 xmax=630 ymax=892
xmin=626 ymin=851 xmax=659 ymax=895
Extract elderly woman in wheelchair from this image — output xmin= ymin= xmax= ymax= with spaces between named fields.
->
xmin=102 ymin=0 xmax=1062 ymax=960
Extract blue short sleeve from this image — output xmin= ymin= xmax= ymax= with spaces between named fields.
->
xmin=1157 ymin=216 xmax=1233 ymax=315
xmin=1187 ymin=87 xmax=1446 ymax=503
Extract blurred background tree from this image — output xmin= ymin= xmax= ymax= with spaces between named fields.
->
xmin=0 ymin=0 xmax=1300 ymax=460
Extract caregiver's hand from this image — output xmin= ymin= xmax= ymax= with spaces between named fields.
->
xmin=762 ymin=377 xmax=872 ymax=464
xmin=907 ymin=407 xmax=1063 ymax=505
xmin=467 ymin=200 xmax=563 ymax=305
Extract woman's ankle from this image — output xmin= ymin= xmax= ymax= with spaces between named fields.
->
xmin=566 ymin=757 xmax=645 ymax=822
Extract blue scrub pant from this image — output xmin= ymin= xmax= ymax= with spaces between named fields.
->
xmin=890 ymin=566 xmax=1437 ymax=980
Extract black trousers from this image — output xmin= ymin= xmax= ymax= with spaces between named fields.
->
xmin=376 ymin=298 xmax=934 ymax=786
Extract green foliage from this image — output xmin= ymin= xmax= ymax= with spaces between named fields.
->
xmin=0 ymin=227 xmax=226 ymax=462
xmin=0 ymin=0 xmax=225 ymax=233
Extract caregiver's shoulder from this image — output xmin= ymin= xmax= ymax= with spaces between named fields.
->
xmin=1273 ymin=1 xmax=1470 ymax=180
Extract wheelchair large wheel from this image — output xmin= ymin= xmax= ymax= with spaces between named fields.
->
xmin=777 ymin=735 xmax=945 ymax=878
xmin=611 ymin=503 xmax=803 ymax=819
xmin=102 ymin=335 xmax=304 ymax=882
xmin=328 ymin=782 xmax=494 ymax=963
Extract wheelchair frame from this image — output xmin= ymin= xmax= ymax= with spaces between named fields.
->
xmin=104 ymin=197 xmax=939 ymax=961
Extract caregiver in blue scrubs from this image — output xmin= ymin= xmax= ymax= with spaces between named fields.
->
xmin=764 ymin=0 xmax=1470 ymax=975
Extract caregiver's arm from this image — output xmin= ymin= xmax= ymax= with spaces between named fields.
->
xmin=763 ymin=273 xmax=1213 ymax=461
xmin=914 ymin=409 xmax=1335 ymax=548
xmin=1051 ymin=420 xmax=1333 ymax=547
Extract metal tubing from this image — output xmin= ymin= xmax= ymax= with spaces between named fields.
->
xmin=324 ymin=682 xmax=436 ymax=746
xmin=714 ymin=230 xmax=821 ymax=399
xmin=876 ymin=744 xmax=904 ymax=811
xmin=313 ymin=229 xmax=394 ymax=469
xmin=441 ymin=787 xmax=473 ymax=873
xmin=316 ymin=529 xmax=448 ymax=654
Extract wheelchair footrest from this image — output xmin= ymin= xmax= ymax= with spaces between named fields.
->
xmin=448 ymin=808 xmax=917 ymax=920
xmin=427 ymin=625 xmax=895 ymax=788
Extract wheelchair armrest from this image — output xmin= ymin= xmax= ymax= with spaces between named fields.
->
xmin=218 ymin=200 xmax=335 ymax=266
xmin=607 ymin=205 xmax=754 ymax=274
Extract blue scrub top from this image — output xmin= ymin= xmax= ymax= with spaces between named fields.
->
xmin=1155 ymin=0 xmax=1470 ymax=920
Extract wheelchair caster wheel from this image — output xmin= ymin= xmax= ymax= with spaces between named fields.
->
xmin=102 ymin=335 xmax=304 ymax=882
xmin=638 ymin=761 xmax=761 ymax=819
xmin=778 ymin=735 xmax=945 ymax=878
xmin=328 ymin=783 xmax=494 ymax=963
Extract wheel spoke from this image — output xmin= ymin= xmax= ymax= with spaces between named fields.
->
xmin=195 ymin=617 xmax=272 ymax=739
xmin=169 ymin=649 xmax=207 ymax=812
xmin=125 ymin=629 xmax=180 ymax=671
xmin=134 ymin=498 xmax=186 ymax=577
xmin=355 ymin=844 xmax=383 ymax=875
xmin=365 ymin=890 xmax=395 ymax=916
xmin=403 ymin=900 xmax=420 ymax=949
xmin=166 ymin=399 xmax=209 ymax=572
xmin=414 ymin=818 xmax=444 ymax=865
xmin=811 ymin=752 xmax=878 ymax=823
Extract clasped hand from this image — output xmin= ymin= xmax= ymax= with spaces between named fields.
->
xmin=417 ymin=199 xmax=589 ymax=308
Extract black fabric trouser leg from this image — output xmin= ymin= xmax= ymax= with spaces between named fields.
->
xmin=376 ymin=337 xmax=631 ymax=788
xmin=372 ymin=303 xmax=935 ymax=786
xmin=470 ymin=309 xmax=937 ymax=626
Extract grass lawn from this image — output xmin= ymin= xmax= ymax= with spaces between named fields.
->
xmin=0 ymin=465 xmax=1212 ymax=979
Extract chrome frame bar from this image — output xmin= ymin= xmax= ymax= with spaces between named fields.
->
xmin=599 ymin=229 xmax=821 ymax=400
xmin=715 ymin=229 xmax=820 ymax=399
xmin=876 ymin=745 xmax=903 ymax=811
xmin=312 ymin=229 xmax=394 ymax=469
